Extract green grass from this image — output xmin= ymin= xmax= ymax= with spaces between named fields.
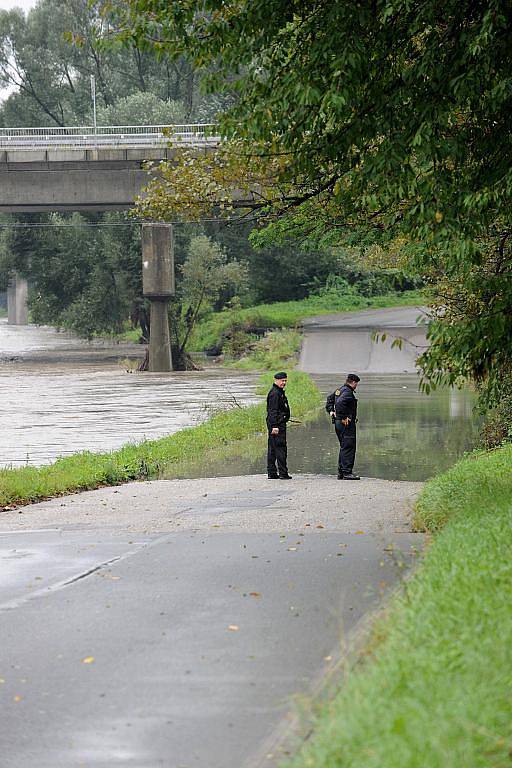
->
xmin=226 ymin=328 xmax=303 ymax=371
xmin=190 ymin=289 xmax=425 ymax=351
xmin=0 ymin=371 xmax=322 ymax=509
xmin=286 ymin=443 xmax=512 ymax=768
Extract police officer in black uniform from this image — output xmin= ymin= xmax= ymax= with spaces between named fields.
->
xmin=326 ymin=373 xmax=361 ymax=479
xmin=266 ymin=371 xmax=292 ymax=479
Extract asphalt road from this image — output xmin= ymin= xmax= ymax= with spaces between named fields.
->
xmin=299 ymin=306 xmax=429 ymax=374
xmin=0 ymin=474 xmax=422 ymax=768
xmin=301 ymin=306 xmax=429 ymax=330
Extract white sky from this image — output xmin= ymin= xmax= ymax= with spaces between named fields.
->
xmin=0 ymin=0 xmax=38 ymax=11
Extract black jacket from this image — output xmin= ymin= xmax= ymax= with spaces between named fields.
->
xmin=266 ymin=384 xmax=290 ymax=430
xmin=334 ymin=384 xmax=358 ymax=421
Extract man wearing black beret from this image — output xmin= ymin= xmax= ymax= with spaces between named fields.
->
xmin=266 ymin=371 xmax=292 ymax=479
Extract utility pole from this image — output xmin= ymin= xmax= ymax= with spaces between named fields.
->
xmin=90 ymin=75 xmax=97 ymax=134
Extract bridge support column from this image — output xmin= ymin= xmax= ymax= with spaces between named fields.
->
xmin=142 ymin=223 xmax=175 ymax=372
xmin=7 ymin=273 xmax=29 ymax=325
xmin=149 ymin=299 xmax=172 ymax=372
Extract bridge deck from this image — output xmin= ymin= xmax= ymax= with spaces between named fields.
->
xmin=0 ymin=124 xmax=219 ymax=212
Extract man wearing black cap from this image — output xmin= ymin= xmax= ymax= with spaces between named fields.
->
xmin=266 ymin=372 xmax=292 ymax=479
xmin=327 ymin=373 xmax=361 ymax=480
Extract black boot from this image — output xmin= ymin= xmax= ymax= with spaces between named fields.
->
xmin=343 ymin=472 xmax=360 ymax=480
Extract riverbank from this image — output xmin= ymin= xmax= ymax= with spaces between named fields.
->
xmin=285 ymin=443 xmax=512 ymax=768
xmin=189 ymin=289 xmax=425 ymax=354
xmin=0 ymin=371 xmax=321 ymax=510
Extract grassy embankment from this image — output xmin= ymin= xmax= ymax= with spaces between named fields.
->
xmin=0 ymin=371 xmax=322 ymax=510
xmin=189 ymin=288 xmax=424 ymax=356
xmin=286 ymin=443 xmax=512 ymax=768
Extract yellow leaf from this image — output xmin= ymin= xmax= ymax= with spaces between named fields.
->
xmin=82 ymin=656 xmax=95 ymax=664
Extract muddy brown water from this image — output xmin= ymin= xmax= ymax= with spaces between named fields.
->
xmin=0 ymin=319 xmax=259 ymax=467
xmin=0 ymin=319 xmax=477 ymax=479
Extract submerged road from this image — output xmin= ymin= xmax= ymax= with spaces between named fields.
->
xmin=299 ymin=305 xmax=429 ymax=374
xmin=0 ymin=474 xmax=422 ymax=768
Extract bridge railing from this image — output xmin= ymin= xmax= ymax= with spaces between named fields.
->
xmin=0 ymin=124 xmax=219 ymax=149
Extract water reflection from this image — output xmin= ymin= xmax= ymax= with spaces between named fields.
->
xmin=167 ymin=374 xmax=478 ymax=482
xmin=306 ymin=374 xmax=477 ymax=481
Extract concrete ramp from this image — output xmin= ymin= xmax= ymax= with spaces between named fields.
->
xmin=299 ymin=306 xmax=429 ymax=374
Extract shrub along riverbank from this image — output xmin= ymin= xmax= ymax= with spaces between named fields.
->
xmin=287 ymin=443 xmax=512 ymax=768
xmin=189 ymin=289 xmax=424 ymax=353
xmin=0 ymin=371 xmax=322 ymax=510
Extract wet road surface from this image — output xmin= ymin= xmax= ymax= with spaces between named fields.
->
xmin=299 ymin=305 xmax=429 ymax=373
xmin=0 ymin=474 xmax=422 ymax=768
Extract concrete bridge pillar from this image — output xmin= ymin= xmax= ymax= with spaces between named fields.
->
xmin=142 ymin=224 xmax=175 ymax=372
xmin=7 ymin=273 xmax=29 ymax=325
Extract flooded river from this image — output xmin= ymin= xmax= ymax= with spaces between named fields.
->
xmin=169 ymin=374 xmax=478 ymax=483
xmin=0 ymin=319 xmax=477 ymax=479
xmin=0 ymin=319 xmax=259 ymax=467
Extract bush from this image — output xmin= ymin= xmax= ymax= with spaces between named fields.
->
xmin=479 ymin=377 xmax=512 ymax=449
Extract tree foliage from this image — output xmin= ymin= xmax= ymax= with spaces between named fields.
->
xmin=113 ymin=0 xmax=512 ymax=398
xmin=0 ymin=213 xmax=142 ymax=338
xmin=174 ymin=233 xmax=249 ymax=356
xmin=0 ymin=0 xmax=223 ymax=127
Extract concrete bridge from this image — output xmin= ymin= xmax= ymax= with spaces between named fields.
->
xmin=0 ymin=124 xmax=218 ymax=212
xmin=1 ymin=124 xmax=221 ymax=369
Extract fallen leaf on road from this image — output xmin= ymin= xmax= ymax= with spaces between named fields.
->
xmin=324 ymin=655 xmax=332 ymax=662
xmin=249 ymin=592 xmax=261 ymax=598
xmin=228 ymin=625 xmax=239 ymax=632
xmin=316 ymin=524 xmax=324 ymax=529
xmin=13 ymin=695 xmax=22 ymax=702
xmin=287 ymin=547 xmax=297 ymax=551
xmin=82 ymin=657 xmax=95 ymax=664
xmin=355 ymin=531 xmax=365 ymax=535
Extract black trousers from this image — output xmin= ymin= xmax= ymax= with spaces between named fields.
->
xmin=267 ymin=428 xmax=288 ymax=476
xmin=334 ymin=420 xmax=356 ymax=474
